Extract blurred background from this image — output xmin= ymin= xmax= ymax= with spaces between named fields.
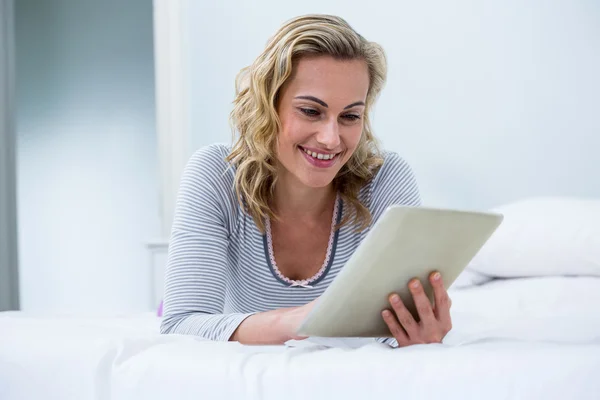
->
xmin=0 ymin=0 xmax=598 ymax=315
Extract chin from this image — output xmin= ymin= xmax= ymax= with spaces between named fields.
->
xmin=303 ymin=179 xmax=334 ymax=189
xmin=297 ymin=171 xmax=337 ymax=189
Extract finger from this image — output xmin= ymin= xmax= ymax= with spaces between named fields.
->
xmin=389 ymin=293 xmax=420 ymax=339
xmin=429 ymin=272 xmax=452 ymax=332
xmin=409 ymin=278 xmax=436 ymax=325
xmin=381 ymin=309 xmax=410 ymax=347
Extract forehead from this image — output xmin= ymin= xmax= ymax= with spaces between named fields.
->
xmin=284 ymin=56 xmax=370 ymax=104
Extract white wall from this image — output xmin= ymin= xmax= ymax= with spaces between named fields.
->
xmin=16 ymin=0 xmax=159 ymax=314
xmin=182 ymin=0 xmax=600 ymax=210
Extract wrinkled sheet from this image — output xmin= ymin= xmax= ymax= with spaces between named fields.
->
xmin=1 ymin=276 xmax=599 ymax=400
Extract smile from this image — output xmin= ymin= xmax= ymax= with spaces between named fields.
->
xmin=298 ymin=146 xmax=340 ymax=168
xmin=299 ymin=146 xmax=338 ymax=161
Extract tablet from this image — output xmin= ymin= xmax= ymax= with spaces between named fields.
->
xmin=296 ymin=205 xmax=503 ymax=338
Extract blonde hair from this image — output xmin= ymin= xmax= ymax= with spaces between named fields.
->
xmin=226 ymin=14 xmax=387 ymax=233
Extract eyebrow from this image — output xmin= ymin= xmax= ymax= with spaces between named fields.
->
xmin=294 ymin=96 xmax=365 ymax=110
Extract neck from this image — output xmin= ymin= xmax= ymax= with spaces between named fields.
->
xmin=272 ymin=173 xmax=336 ymax=221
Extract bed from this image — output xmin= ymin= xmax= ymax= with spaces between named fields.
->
xmin=1 ymin=276 xmax=599 ymax=400
xmin=1 ymin=197 xmax=599 ymax=400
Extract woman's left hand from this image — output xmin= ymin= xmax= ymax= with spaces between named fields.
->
xmin=382 ymin=271 xmax=453 ymax=347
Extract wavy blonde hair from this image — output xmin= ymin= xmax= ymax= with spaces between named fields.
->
xmin=226 ymin=14 xmax=387 ymax=233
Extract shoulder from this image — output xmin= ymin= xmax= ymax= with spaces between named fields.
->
xmin=178 ymin=143 xmax=239 ymax=223
xmin=183 ymin=143 xmax=236 ymax=190
xmin=371 ymin=150 xmax=418 ymax=189
xmin=364 ymin=150 xmax=422 ymax=213
xmin=186 ymin=143 xmax=233 ymax=176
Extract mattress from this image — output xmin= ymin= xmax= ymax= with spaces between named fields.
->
xmin=1 ymin=276 xmax=600 ymax=400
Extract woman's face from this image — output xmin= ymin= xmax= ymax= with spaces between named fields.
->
xmin=275 ymin=55 xmax=370 ymax=189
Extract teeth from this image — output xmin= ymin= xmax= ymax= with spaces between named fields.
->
xmin=302 ymin=147 xmax=336 ymax=161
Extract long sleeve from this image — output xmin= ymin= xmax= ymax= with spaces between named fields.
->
xmin=369 ymin=151 xmax=422 ymax=347
xmin=160 ymin=145 xmax=254 ymax=341
xmin=369 ymin=151 xmax=422 ymax=219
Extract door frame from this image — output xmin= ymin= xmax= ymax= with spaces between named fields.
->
xmin=0 ymin=0 xmax=20 ymax=311
xmin=152 ymin=0 xmax=192 ymax=240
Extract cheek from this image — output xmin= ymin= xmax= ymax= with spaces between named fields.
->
xmin=277 ymin=120 xmax=305 ymax=162
xmin=279 ymin=119 xmax=311 ymax=149
xmin=276 ymin=117 xmax=294 ymax=150
xmin=343 ymin=126 xmax=363 ymax=152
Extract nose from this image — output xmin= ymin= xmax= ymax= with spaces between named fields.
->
xmin=315 ymin=119 xmax=341 ymax=150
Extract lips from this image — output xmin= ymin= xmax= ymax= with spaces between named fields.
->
xmin=298 ymin=146 xmax=340 ymax=168
xmin=299 ymin=146 xmax=338 ymax=161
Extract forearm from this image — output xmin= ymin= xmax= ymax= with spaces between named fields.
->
xmin=229 ymin=307 xmax=295 ymax=345
xmin=161 ymin=311 xmax=256 ymax=341
xmin=376 ymin=337 xmax=398 ymax=347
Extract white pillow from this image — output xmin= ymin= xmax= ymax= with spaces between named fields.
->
xmin=450 ymin=268 xmax=493 ymax=290
xmin=466 ymin=197 xmax=600 ymax=278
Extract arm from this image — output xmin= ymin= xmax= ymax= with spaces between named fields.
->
xmin=369 ymin=152 xmax=422 ymax=347
xmin=160 ymin=145 xmax=310 ymax=344
xmin=230 ymin=301 xmax=314 ymax=344
xmin=369 ymin=151 xmax=422 ymax=218
xmin=371 ymin=154 xmax=453 ymax=348
xmin=159 ymin=146 xmax=251 ymax=341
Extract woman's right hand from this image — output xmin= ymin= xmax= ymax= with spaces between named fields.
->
xmin=279 ymin=298 xmax=318 ymax=341
xmin=230 ymin=298 xmax=318 ymax=344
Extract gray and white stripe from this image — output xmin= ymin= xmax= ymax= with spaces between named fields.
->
xmin=160 ymin=143 xmax=421 ymax=342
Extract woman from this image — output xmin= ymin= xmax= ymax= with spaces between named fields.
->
xmin=160 ymin=14 xmax=452 ymax=347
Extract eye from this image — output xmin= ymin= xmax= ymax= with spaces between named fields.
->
xmin=342 ymin=114 xmax=361 ymax=122
xmin=300 ymin=108 xmax=320 ymax=117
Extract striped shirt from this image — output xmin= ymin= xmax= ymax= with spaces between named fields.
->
xmin=160 ymin=143 xmax=421 ymax=342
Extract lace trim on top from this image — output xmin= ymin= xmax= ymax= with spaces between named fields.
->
xmin=265 ymin=194 xmax=340 ymax=288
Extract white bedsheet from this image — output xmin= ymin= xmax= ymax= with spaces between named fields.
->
xmin=1 ymin=277 xmax=600 ymax=400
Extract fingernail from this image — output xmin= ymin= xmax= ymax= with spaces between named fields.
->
xmin=411 ymin=280 xmax=420 ymax=289
xmin=382 ymin=310 xmax=391 ymax=317
xmin=433 ymin=272 xmax=441 ymax=281
xmin=391 ymin=294 xmax=400 ymax=304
